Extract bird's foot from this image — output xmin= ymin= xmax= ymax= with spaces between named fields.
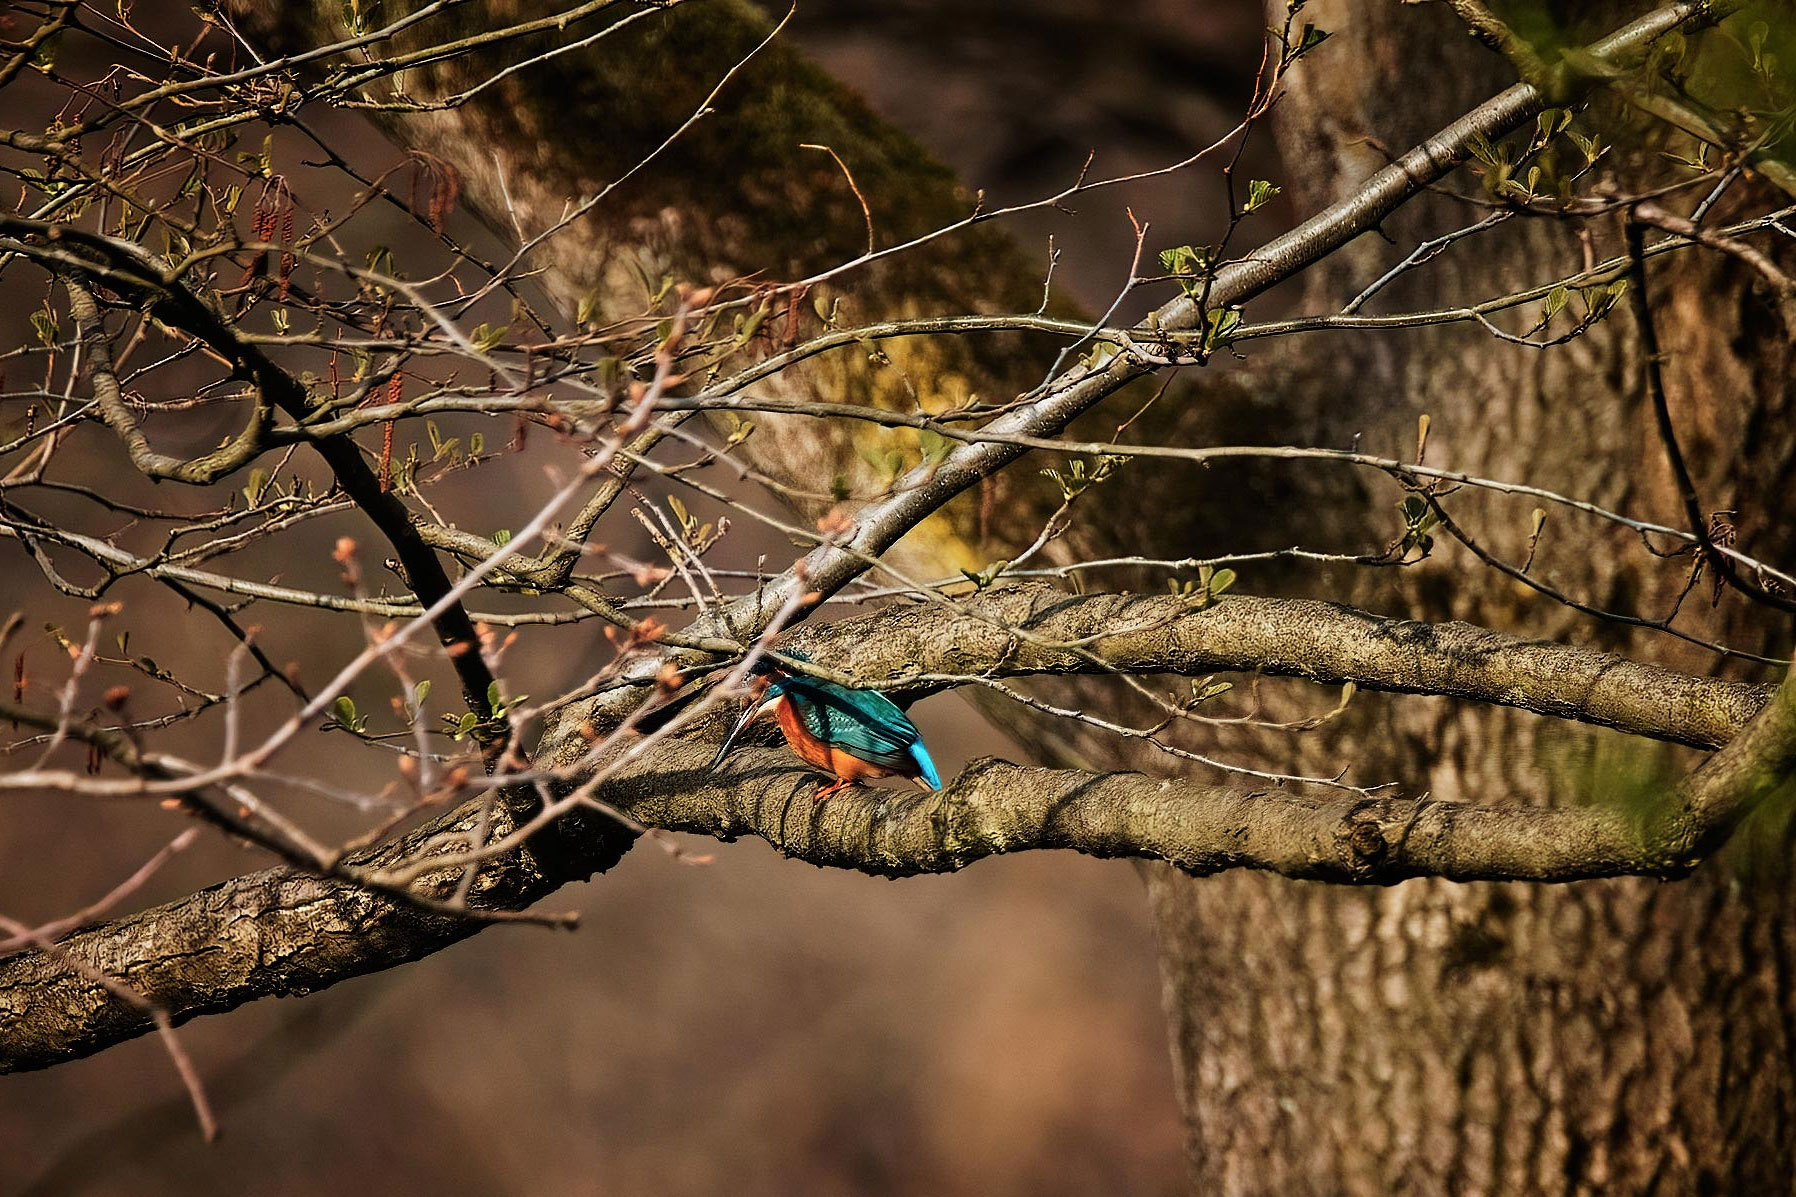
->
xmin=813 ymin=778 xmax=853 ymax=802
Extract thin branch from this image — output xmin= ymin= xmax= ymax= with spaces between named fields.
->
xmin=1625 ymin=218 xmax=1796 ymax=616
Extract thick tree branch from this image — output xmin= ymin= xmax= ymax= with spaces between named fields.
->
xmin=619 ymin=657 xmax=1795 ymax=879
xmin=0 ymin=785 xmax=633 ymax=1074
xmin=635 ymin=744 xmax=1652 ymax=885
xmin=2 ymin=586 xmax=1784 ymax=1072
xmin=778 ymin=586 xmax=1771 ymax=751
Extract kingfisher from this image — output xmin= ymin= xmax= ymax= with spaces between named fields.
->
xmin=708 ymin=653 xmax=943 ymax=799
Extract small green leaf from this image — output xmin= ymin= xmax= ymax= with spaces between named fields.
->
xmin=1465 ymin=132 xmax=1500 ymax=168
xmin=1581 ymin=279 xmax=1629 ymax=319
xmin=1158 ymin=244 xmax=1216 ymax=298
xmin=1202 ymin=308 xmax=1242 ymax=353
xmin=242 ymin=466 xmax=269 ymax=506
xmin=1243 ymin=179 xmax=1281 ymax=214
xmin=31 ymin=32 xmax=60 ymax=71
xmin=732 ymin=302 xmax=768 ymax=347
xmin=916 ymin=427 xmax=952 ymax=465
xmin=1293 ymin=22 xmax=1330 ymax=59
xmin=1534 ymin=109 xmax=1572 ymax=145
xmin=1079 ymin=341 xmax=1119 ymax=371
xmin=469 ymin=322 xmax=508 ymax=353
xmin=1660 ymin=142 xmax=1712 ymax=173
xmin=29 ymin=310 xmax=59 ymax=349
xmin=1191 ymin=678 xmax=1233 ymax=704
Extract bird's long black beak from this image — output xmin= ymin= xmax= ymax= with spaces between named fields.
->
xmin=708 ymin=700 xmax=762 ymax=770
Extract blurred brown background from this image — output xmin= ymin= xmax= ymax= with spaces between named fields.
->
xmin=0 ymin=2 xmax=1268 ymax=1191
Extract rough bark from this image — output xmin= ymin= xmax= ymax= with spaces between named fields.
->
xmin=1136 ymin=4 xmax=1796 ymax=1193
xmin=787 ymin=587 xmax=1773 ymax=751
xmin=0 ymin=777 xmax=633 ymax=1073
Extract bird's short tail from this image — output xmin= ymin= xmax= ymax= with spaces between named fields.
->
xmin=908 ymin=741 xmax=943 ymax=790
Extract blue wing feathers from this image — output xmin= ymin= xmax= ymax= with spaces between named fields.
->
xmin=908 ymin=741 xmax=943 ymax=789
xmin=781 ymin=676 xmax=927 ymax=774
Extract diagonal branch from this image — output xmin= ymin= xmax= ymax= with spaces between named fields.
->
xmin=586 ymin=0 xmax=1742 ymax=674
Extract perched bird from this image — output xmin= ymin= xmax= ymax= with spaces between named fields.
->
xmin=708 ymin=653 xmax=942 ymax=799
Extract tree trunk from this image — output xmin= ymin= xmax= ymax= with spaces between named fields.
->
xmin=1140 ymin=4 xmax=1796 ymax=1191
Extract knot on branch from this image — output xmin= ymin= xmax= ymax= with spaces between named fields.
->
xmin=1337 ymin=805 xmax=1393 ymax=877
xmin=927 ymin=756 xmax=1010 ymax=858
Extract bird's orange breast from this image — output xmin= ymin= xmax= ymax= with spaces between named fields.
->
xmin=772 ymin=695 xmax=896 ymax=782
xmin=773 ymin=695 xmax=837 ymax=773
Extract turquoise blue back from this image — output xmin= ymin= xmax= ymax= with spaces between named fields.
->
xmin=773 ymin=676 xmax=943 ymax=789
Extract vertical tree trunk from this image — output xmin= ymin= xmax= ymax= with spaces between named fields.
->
xmin=1141 ymin=4 xmax=1796 ymax=1191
